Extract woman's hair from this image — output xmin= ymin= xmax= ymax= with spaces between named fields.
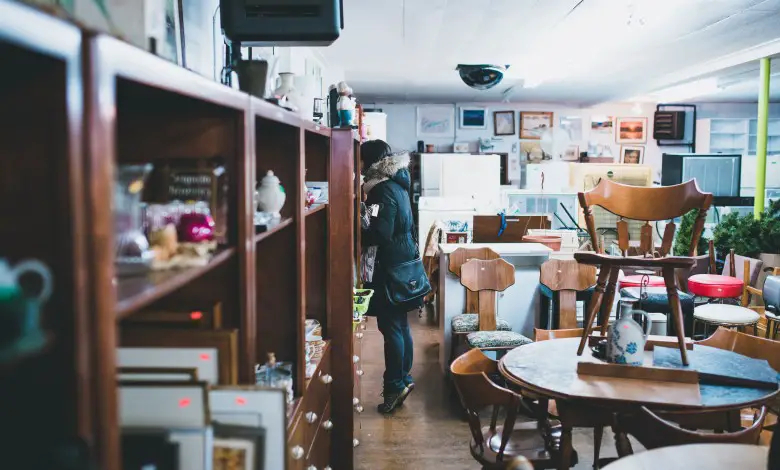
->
xmin=360 ymin=139 xmax=392 ymax=171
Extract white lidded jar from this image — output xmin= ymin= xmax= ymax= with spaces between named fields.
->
xmin=255 ymin=170 xmax=286 ymax=218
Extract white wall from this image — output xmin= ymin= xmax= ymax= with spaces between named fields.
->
xmin=367 ymin=101 xmax=667 ymax=175
xmin=693 ymin=102 xmax=780 ymax=119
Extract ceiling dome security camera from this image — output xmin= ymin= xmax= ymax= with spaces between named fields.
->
xmin=456 ymin=64 xmax=509 ymax=90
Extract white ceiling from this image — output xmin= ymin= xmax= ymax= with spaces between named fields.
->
xmin=320 ymin=0 xmax=780 ymax=105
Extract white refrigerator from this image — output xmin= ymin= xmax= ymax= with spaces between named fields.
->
xmin=420 ymin=153 xmax=501 ymax=202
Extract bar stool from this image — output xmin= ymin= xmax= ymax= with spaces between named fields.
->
xmin=692 ymin=253 xmax=762 ymax=337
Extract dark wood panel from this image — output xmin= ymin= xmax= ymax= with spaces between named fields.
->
xmin=256 ymin=117 xmax=300 ymax=220
xmin=472 ymin=215 xmax=551 ymax=243
xmin=305 ymin=131 xmax=330 ymax=182
xmin=328 ymin=129 xmax=356 ymax=470
xmin=0 ymin=12 xmax=93 ymax=459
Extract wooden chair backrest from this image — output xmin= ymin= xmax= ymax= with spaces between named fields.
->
xmin=698 ymin=327 xmax=780 ymax=372
xmin=450 ymin=348 xmax=520 ymax=461
xmin=534 ymin=328 xmax=585 ymax=341
xmin=448 ymin=247 xmax=501 ymax=314
xmin=579 ymin=179 xmax=712 ymax=255
xmin=460 ymin=259 xmax=516 ymax=331
xmin=539 ymin=259 xmax=596 ymax=329
xmin=617 ymin=405 xmax=766 ymax=450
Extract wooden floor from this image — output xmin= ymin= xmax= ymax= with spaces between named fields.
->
xmin=354 ymin=310 xmax=620 ymax=469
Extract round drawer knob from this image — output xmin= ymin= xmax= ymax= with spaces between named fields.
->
xmin=353 ymin=355 xmax=360 ymax=363
xmin=353 ymin=438 xmax=360 ymax=447
xmin=306 ymin=466 xmax=318 ymax=470
xmin=322 ymin=420 xmax=333 ymax=430
xmin=320 ymin=374 xmax=333 ymax=384
xmin=352 ymin=397 xmax=360 ymax=406
xmin=305 ymin=412 xmax=318 ymax=424
xmin=291 ymin=445 xmax=304 ymax=460
xmin=356 ymin=369 xmax=364 ymax=376
xmin=356 ymin=332 xmax=364 ymax=339
xmin=355 ymin=405 xmax=364 ymax=413
xmin=325 ymin=467 xmax=333 ymax=470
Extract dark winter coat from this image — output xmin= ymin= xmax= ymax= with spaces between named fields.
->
xmin=362 ymin=156 xmax=423 ymax=315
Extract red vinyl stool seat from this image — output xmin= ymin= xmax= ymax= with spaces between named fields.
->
xmin=688 ymin=274 xmax=744 ymax=298
xmin=619 ymin=275 xmax=666 ymax=289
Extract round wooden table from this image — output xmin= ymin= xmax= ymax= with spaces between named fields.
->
xmin=499 ymin=338 xmax=779 ymax=410
xmin=499 ymin=338 xmax=779 ymax=470
xmin=602 ymin=443 xmax=768 ymax=469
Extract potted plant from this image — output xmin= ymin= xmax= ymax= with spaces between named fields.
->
xmin=673 ymin=209 xmax=710 ymax=256
xmin=712 ymin=200 xmax=780 ymax=279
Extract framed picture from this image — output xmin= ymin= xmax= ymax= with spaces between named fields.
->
xmin=118 ymin=381 xmax=210 ymax=428
xmin=519 ymin=111 xmax=554 ymax=139
xmin=161 ymin=0 xmax=185 ymax=66
xmin=493 ymin=111 xmax=516 ymax=136
xmin=620 ymin=145 xmax=645 ymax=164
xmin=459 ymin=107 xmax=487 ymax=129
xmin=118 ymin=347 xmax=220 ymax=385
xmin=126 ymin=301 xmax=223 ymax=329
xmin=453 ymin=142 xmax=469 ymax=153
xmin=559 ymin=116 xmax=583 ymax=142
xmin=210 ymin=386 xmax=287 ymax=470
xmin=213 ymin=424 xmax=266 ymax=470
xmin=118 ymin=366 xmax=199 ymax=382
xmin=121 ymin=328 xmax=239 ymax=384
xmin=616 ymin=117 xmax=648 ymax=144
xmin=416 ymin=106 xmax=455 ymax=138
xmin=563 ymin=145 xmax=580 ymax=162
xmin=591 ymin=115 xmax=614 ymax=135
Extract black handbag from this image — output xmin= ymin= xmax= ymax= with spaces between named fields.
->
xmin=384 ymin=257 xmax=431 ymax=306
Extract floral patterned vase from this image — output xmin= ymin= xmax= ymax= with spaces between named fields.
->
xmin=607 ymin=302 xmax=652 ymax=366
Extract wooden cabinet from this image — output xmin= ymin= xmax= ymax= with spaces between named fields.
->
xmin=0 ymin=2 xmax=356 ymax=469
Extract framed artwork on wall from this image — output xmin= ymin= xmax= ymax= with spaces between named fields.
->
xmin=615 ymin=117 xmax=648 ymax=144
xmin=417 ymin=106 xmax=455 ymax=138
xmin=459 ymin=107 xmax=487 ymax=129
xmin=493 ymin=111 xmax=516 ymax=136
xmin=590 ymin=115 xmax=614 ymax=135
xmin=519 ymin=111 xmax=554 ymax=139
xmin=563 ymin=145 xmax=580 ymax=162
xmin=559 ymin=115 xmax=583 ymax=142
xmin=620 ymin=145 xmax=645 ymax=164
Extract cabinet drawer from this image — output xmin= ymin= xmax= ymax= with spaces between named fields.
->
xmin=287 ymin=411 xmax=306 ymax=470
xmin=301 ymin=345 xmax=331 ymax=451
xmin=307 ymin=402 xmax=332 ymax=469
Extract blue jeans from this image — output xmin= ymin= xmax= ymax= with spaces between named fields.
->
xmin=376 ymin=311 xmax=414 ymax=393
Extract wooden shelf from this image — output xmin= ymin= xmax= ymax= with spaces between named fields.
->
xmin=306 ymin=203 xmax=328 ymax=216
xmin=254 ymin=217 xmax=293 ymax=243
xmin=116 ymin=248 xmax=236 ymax=318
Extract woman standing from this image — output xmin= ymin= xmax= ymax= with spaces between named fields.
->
xmin=361 ymin=140 xmax=429 ymax=414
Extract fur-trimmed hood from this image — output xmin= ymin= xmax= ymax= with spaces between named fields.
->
xmin=363 ymin=153 xmax=411 ymax=194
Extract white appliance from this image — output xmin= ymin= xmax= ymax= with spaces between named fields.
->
xmin=417 ymin=196 xmax=495 ymax=255
xmin=420 ymin=153 xmax=501 ymax=203
xmin=362 ymin=111 xmax=387 ymax=142
xmin=525 ymin=162 xmax=572 ymax=192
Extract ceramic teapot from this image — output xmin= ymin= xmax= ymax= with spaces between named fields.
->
xmin=607 ymin=302 xmax=651 ymax=366
xmin=256 ymin=170 xmax=286 ymax=217
xmin=0 ymin=258 xmax=52 ymax=363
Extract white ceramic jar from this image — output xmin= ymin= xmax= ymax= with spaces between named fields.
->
xmin=256 ymin=170 xmax=286 ymax=218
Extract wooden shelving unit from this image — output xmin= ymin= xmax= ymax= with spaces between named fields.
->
xmin=0 ymin=2 xmax=356 ymax=469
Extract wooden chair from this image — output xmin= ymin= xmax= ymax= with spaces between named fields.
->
xmin=450 ymin=349 xmax=569 ymax=469
xmin=614 ymin=405 xmax=767 ymax=456
xmin=422 ymin=220 xmax=446 ymax=305
xmin=575 ymin=179 xmax=713 ymax=365
xmin=447 ymin=248 xmax=513 ymax=362
xmin=533 ymin=328 xmax=611 ymax=469
xmin=539 ymin=260 xmax=597 ymax=329
xmin=460 ymin=259 xmax=533 ymax=353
